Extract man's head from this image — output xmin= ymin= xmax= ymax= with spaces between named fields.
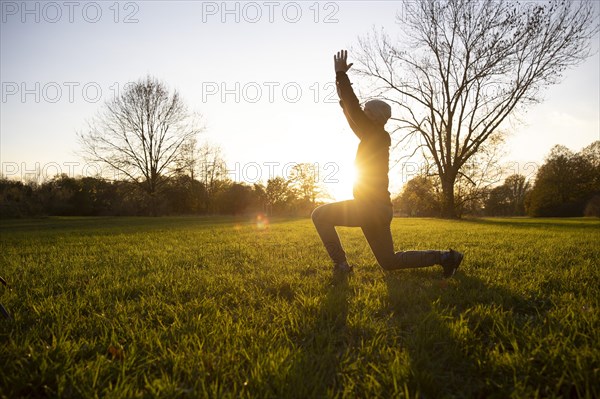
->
xmin=364 ymin=100 xmax=391 ymax=126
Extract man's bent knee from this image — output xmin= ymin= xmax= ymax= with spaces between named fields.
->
xmin=376 ymin=256 xmax=397 ymax=271
xmin=311 ymin=205 xmax=323 ymax=224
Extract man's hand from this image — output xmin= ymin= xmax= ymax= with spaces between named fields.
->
xmin=334 ymin=49 xmax=353 ymax=73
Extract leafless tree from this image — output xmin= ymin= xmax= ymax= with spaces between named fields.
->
xmin=353 ymin=0 xmax=599 ymax=217
xmin=175 ymin=136 xmax=200 ymax=181
xmin=197 ymin=142 xmax=228 ymax=194
xmin=79 ymin=76 xmax=203 ymax=197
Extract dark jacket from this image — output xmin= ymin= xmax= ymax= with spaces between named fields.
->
xmin=336 ymin=71 xmax=392 ymax=206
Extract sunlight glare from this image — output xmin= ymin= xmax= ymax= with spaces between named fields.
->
xmin=326 ymin=164 xmax=357 ymax=202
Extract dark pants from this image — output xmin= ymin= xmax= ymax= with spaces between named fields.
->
xmin=311 ymin=200 xmax=442 ymax=270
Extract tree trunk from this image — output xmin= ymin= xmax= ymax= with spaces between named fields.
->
xmin=441 ymin=173 xmax=458 ymax=219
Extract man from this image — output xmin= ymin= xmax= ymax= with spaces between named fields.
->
xmin=311 ymin=50 xmax=463 ymax=278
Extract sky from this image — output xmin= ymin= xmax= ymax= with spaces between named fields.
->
xmin=1 ymin=0 xmax=599 ymax=200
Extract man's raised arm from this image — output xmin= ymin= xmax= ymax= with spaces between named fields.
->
xmin=334 ymin=50 xmax=372 ymax=138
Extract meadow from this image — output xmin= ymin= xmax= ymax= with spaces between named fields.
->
xmin=0 ymin=216 xmax=598 ymax=398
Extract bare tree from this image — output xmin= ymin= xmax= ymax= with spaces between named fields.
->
xmin=79 ymin=76 xmax=202 ymax=197
xmin=354 ymin=0 xmax=598 ymax=218
xmin=175 ymin=136 xmax=200 ymax=180
xmin=197 ymin=142 xmax=227 ymax=194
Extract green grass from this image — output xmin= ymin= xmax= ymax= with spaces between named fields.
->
xmin=1 ymin=216 xmax=598 ymax=398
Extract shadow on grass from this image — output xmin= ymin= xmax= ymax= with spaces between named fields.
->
xmin=279 ymin=266 xmax=559 ymax=398
xmin=384 ymin=271 xmax=554 ymax=398
xmin=281 ymin=273 xmax=351 ymax=398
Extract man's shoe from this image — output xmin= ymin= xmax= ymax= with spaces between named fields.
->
xmin=441 ymin=249 xmax=463 ymax=278
xmin=334 ymin=261 xmax=353 ymax=274
xmin=332 ymin=261 xmax=353 ymax=285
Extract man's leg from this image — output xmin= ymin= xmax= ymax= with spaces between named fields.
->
xmin=360 ymin=205 xmax=443 ymax=270
xmin=311 ymin=200 xmax=365 ymax=265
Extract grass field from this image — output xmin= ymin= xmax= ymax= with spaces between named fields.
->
xmin=0 ymin=216 xmax=598 ymax=398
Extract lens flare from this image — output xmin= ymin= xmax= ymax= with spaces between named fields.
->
xmin=256 ymin=213 xmax=269 ymax=230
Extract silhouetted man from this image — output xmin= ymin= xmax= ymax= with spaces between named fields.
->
xmin=311 ymin=50 xmax=463 ymax=278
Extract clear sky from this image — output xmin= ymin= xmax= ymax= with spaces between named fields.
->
xmin=1 ymin=0 xmax=599 ymax=200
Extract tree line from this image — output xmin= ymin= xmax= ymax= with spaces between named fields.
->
xmin=3 ymin=141 xmax=598 ymax=219
xmin=395 ymin=142 xmax=600 ymax=218
xmin=0 ymin=162 xmax=328 ymax=218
